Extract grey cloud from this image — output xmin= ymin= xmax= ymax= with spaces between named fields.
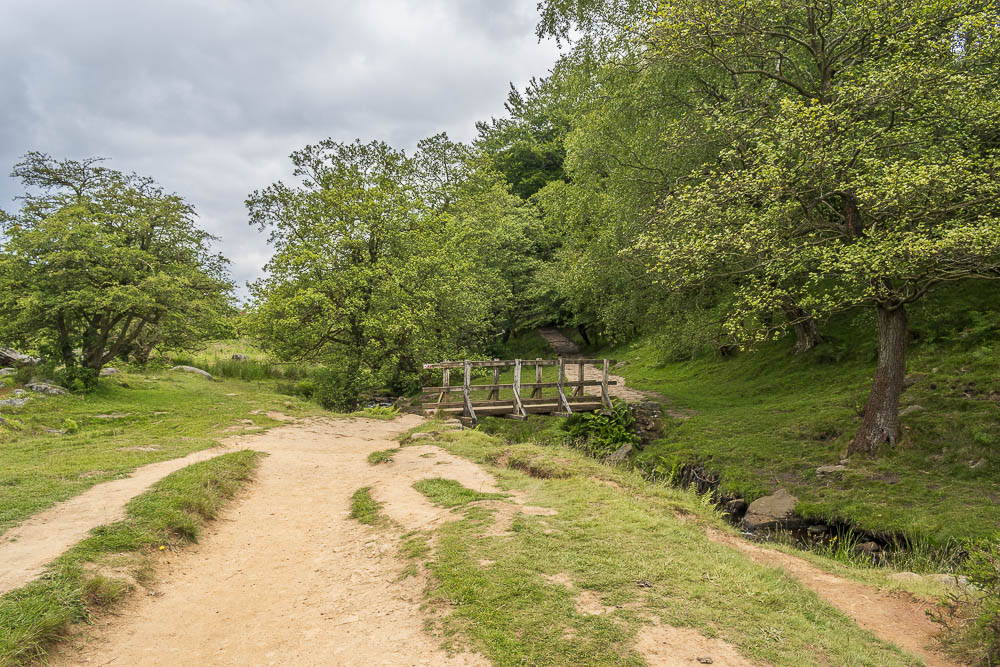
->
xmin=0 ymin=0 xmax=560 ymax=297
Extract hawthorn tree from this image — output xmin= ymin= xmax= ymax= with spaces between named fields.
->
xmin=636 ymin=0 xmax=1000 ymax=454
xmin=0 ymin=153 xmax=232 ymax=384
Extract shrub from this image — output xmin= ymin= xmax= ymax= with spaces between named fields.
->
xmin=932 ymin=533 xmax=1000 ymax=665
xmin=561 ymin=400 xmax=640 ymax=459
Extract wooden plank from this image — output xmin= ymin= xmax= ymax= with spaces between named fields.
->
xmin=426 ymin=401 xmax=603 ymax=417
xmin=512 ymin=358 xmax=527 ymax=418
xmin=422 ymin=380 xmax=616 ymax=393
xmin=462 ymin=361 xmax=477 ymax=423
xmin=574 ymin=361 xmax=585 ymax=397
xmin=556 ymin=358 xmax=572 ymax=414
xmin=601 ymin=358 xmax=612 ymax=410
xmin=532 ymin=359 xmax=543 ymax=399
xmin=438 ymin=367 xmax=450 ymax=404
xmin=424 ymin=359 xmax=560 ymax=370
xmin=488 ymin=359 xmax=501 ymax=400
xmin=423 ymin=396 xmax=605 ymax=410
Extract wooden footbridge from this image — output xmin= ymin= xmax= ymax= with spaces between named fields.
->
xmin=421 ymin=358 xmax=616 ymax=424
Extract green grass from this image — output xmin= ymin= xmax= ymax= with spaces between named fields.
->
xmin=0 ymin=368 xmax=320 ymax=537
xmin=0 ymin=450 xmax=262 ymax=666
xmin=402 ymin=425 xmax=924 ymax=666
xmin=609 ymin=325 xmax=1000 ymax=546
xmin=412 ymin=478 xmax=508 ymax=508
xmin=349 ymin=487 xmax=384 ymax=525
xmin=367 ymin=448 xmax=400 ymax=465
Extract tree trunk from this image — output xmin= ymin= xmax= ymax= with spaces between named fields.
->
xmin=577 ymin=324 xmax=592 ymax=346
xmin=849 ymin=304 xmax=908 ymax=456
xmin=782 ymin=305 xmax=822 ymax=354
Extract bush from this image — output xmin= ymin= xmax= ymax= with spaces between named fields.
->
xmin=932 ymin=533 xmax=1000 ymax=665
xmin=561 ymin=400 xmax=639 ymax=459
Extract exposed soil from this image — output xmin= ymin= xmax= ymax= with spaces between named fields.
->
xmin=706 ymin=528 xmax=957 ymax=667
xmin=0 ymin=446 xmax=236 ymax=596
xmin=635 ymin=620 xmax=757 ymax=667
xmin=48 ymin=416 xmax=488 ymax=666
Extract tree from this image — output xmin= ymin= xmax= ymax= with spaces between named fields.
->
xmin=246 ymin=137 xmax=523 ymax=405
xmin=638 ymin=0 xmax=1000 ymax=454
xmin=0 ymin=153 xmax=232 ymax=384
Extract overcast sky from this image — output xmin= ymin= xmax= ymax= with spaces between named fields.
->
xmin=0 ymin=0 xmax=561 ymax=298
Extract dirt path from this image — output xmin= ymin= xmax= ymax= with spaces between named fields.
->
xmin=536 ymin=327 xmax=687 ymax=413
xmin=707 ymin=529 xmax=956 ymax=667
xmin=50 ymin=416 xmax=489 ymax=666
xmin=0 ymin=446 xmax=238 ymax=596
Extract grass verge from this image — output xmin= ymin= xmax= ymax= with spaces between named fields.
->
xmin=396 ymin=423 xmax=925 ymax=665
xmin=0 ymin=450 xmax=262 ymax=666
xmin=367 ymin=448 xmax=400 ymax=465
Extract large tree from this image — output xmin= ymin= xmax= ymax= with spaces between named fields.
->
xmin=246 ymin=137 xmax=533 ymax=404
xmin=637 ymin=0 xmax=1000 ymax=454
xmin=0 ymin=153 xmax=232 ymax=383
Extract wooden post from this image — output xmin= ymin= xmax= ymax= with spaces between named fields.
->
xmin=510 ymin=358 xmax=527 ymax=419
xmin=556 ymin=357 xmax=572 ymax=414
xmin=462 ymin=360 xmax=477 ymax=423
xmin=574 ymin=361 xmax=585 ymax=397
xmin=438 ymin=367 xmax=450 ymax=404
xmin=601 ymin=359 xmax=612 ymax=410
xmin=532 ymin=358 xmax=543 ymax=398
xmin=488 ymin=358 xmax=501 ymax=400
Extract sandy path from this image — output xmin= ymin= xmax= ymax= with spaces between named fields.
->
xmin=0 ymin=446 xmax=236 ymax=596
xmin=707 ymin=529 xmax=956 ymax=667
xmin=50 ymin=416 xmax=488 ymax=666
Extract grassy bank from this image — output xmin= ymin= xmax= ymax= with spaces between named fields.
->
xmin=0 ymin=367 xmax=317 ymax=536
xmin=396 ymin=421 xmax=926 ymax=666
xmin=0 ymin=450 xmax=263 ymax=666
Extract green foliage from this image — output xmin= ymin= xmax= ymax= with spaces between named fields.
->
xmin=561 ymin=400 xmax=640 ymax=458
xmin=353 ymin=406 xmax=399 ymax=420
xmin=246 ymin=135 xmax=542 ymax=403
xmin=60 ymin=419 xmax=78 ymax=435
xmin=933 ymin=533 xmax=1000 ymax=665
xmin=0 ymin=154 xmax=232 ymax=379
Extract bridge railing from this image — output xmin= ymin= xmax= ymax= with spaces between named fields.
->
xmin=421 ymin=358 xmax=615 ymax=423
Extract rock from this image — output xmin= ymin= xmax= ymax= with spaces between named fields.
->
xmin=231 ymin=354 xmax=249 ymax=361
xmin=969 ymin=459 xmax=985 ymax=469
xmin=926 ymin=573 xmax=970 ymax=588
xmin=410 ymin=432 xmax=434 ymax=441
xmin=26 ymin=382 xmax=68 ymax=395
xmin=743 ymin=489 xmax=799 ymax=532
xmin=889 ymin=571 xmax=923 ymax=583
xmin=855 ymin=541 xmax=881 ymax=555
xmin=807 ymin=524 xmax=829 ymax=536
xmin=100 ymin=367 xmax=120 ymax=376
xmin=0 ymin=348 xmax=39 ymax=365
xmin=605 ymin=442 xmax=633 ymax=464
xmin=12 ymin=389 xmax=26 ymax=396
xmin=0 ymin=368 xmax=15 ymax=377
xmin=724 ymin=498 xmax=748 ymax=517
xmin=613 ymin=361 xmax=628 ymax=369
xmin=0 ymin=398 xmax=30 ymax=407
xmin=899 ymin=404 xmax=923 ymax=416
xmin=816 ymin=464 xmax=847 ymax=477
xmin=697 ymin=659 xmax=713 ymax=665
xmin=170 ymin=365 xmax=215 ymax=381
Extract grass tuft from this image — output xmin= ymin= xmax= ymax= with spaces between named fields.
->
xmin=349 ymin=487 xmax=384 ymax=525
xmin=412 ymin=478 xmax=508 ymax=508
xmin=367 ymin=448 xmax=399 ymax=465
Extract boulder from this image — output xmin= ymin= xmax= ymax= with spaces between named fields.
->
xmin=816 ymin=464 xmax=847 ymax=477
xmin=743 ymin=489 xmax=799 ymax=532
xmin=100 ymin=367 xmax=120 ymax=376
xmin=724 ymin=498 xmax=748 ymax=518
xmin=26 ymin=382 xmax=68 ymax=395
xmin=231 ymin=354 xmax=249 ymax=361
xmin=0 ymin=348 xmax=39 ymax=366
xmin=605 ymin=442 xmax=633 ymax=464
xmin=170 ymin=365 xmax=215 ymax=381
xmin=0 ymin=368 xmax=15 ymax=377
xmin=0 ymin=398 xmax=30 ymax=408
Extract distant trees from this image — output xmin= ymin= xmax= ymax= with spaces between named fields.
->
xmin=0 ymin=153 xmax=232 ymax=385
